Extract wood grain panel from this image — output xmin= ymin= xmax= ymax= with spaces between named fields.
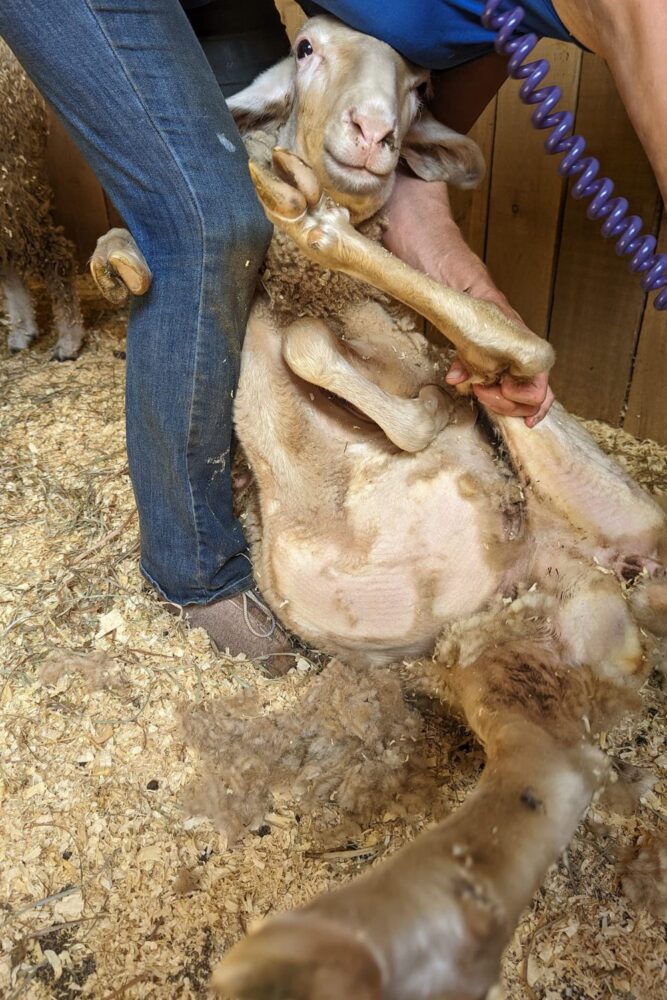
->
xmin=448 ymin=97 xmax=497 ymax=260
xmin=45 ymin=109 xmax=110 ymax=265
xmin=484 ymin=40 xmax=582 ymax=334
xmin=624 ymin=209 xmax=667 ymax=443
xmin=548 ymin=53 xmax=661 ymax=426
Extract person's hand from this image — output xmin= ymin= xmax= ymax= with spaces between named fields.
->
xmin=383 ymin=172 xmax=554 ymax=427
xmin=445 ymin=359 xmax=554 ymax=428
xmin=441 ymin=270 xmax=554 ymax=427
xmin=438 ymin=256 xmax=554 ymax=427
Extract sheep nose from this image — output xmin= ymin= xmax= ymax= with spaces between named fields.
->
xmin=350 ymin=109 xmax=396 ymax=148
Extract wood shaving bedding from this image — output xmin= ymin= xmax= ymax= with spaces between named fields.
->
xmin=1 ymin=281 xmax=665 ymax=999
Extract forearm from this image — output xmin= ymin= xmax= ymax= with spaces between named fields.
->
xmin=603 ymin=5 xmax=667 ymax=205
xmin=384 ymin=171 xmax=517 ymax=315
xmin=383 ymin=53 xmax=552 ymax=425
xmin=384 ymin=49 xmax=512 ymax=298
xmin=555 ymin=0 xmax=667 ymax=205
xmin=384 ymin=173 xmax=458 ymax=275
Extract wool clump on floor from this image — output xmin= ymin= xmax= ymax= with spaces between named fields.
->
xmin=182 ymin=658 xmax=439 ymax=844
xmin=619 ymin=833 xmax=667 ymax=920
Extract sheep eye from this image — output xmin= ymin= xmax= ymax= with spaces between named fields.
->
xmin=296 ymin=39 xmax=313 ymax=59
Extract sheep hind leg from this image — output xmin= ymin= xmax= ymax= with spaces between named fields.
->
xmin=249 ymin=148 xmax=554 ymax=384
xmin=1 ymin=267 xmax=39 ymax=352
xmin=210 ymin=580 xmax=638 ymax=1000
xmin=494 ymin=402 xmax=667 ymax=563
xmin=211 ymin=584 xmax=621 ymax=1000
xmin=282 ymin=317 xmax=452 ymax=452
xmin=211 ymin=624 xmax=605 ymax=1000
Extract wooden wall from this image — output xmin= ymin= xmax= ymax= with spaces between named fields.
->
xmin=46 ymin=114 xmax=122 ymax=266
xmin=449 ymin=40 xmax=666 ymax=444
xmin=46 ymin=24 xmax=666 ymax=444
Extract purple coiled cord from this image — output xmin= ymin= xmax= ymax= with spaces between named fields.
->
xmin=482 ymin=0 xmax=667 ymax=310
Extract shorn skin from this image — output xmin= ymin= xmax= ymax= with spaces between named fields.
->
xmin=92 ymin=17 xmax=667 ymax=1000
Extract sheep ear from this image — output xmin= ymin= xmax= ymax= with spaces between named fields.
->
xmin=402 ymin=110 xmax=485 ymax=189
xmin=227 ymin=57 xmax=295 ymax=132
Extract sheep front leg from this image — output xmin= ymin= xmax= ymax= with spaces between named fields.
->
xmin=1 ymin=267 xmax=38 ymax=352
xmin=211 ymin=641 xmax=604 ymax=1000
xmin=283 ymin=317 xmax=452 ymax=452
xmin=250 ymin=149 xmax=554 ymax=385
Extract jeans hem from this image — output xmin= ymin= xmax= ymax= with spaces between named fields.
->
xmin=141 ymin=562 xmax=254 ymax=606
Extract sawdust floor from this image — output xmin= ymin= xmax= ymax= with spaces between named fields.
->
xmin=1 ymin=281 xmax=666 ymax=1000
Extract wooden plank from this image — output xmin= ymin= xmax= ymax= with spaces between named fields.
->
xmin=484 ymin=40 xmax=582 ymax=334
xmin=45 ymin=108 xmax=111 ymax=265
xmin=548 ymin=53 xmax=661 ymax=425
xmin=448 ymin=96 xmax=497 ymax=260
xmin=624 ymin=209 xmax=667 ymax=444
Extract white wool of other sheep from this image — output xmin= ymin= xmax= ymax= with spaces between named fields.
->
xmin=0 ymin=38 xmax=85 ymax=361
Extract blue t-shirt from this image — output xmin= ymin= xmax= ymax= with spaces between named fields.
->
xmin=301 ymin=1 xmax=578 ymax=69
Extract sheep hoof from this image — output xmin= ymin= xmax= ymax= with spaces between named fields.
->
xmin=250 ymin=151 xmax=355 ymax=267
xmin=7 ymin=331 xmax=34 ymax=353
xmin=248 ymin=160 xmax=308 ymax=222
xmin=111 ymin=250 xmax=151 ymax=296
xmin=272 ymin=147 xmax=322 ymax=208
xmin=210 ymin=914 xmax=382 ymax=999
xmin=90 ymin=228 xmax=152 ymax=302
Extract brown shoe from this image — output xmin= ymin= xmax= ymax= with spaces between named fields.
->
xmin=166 ymin=588 xmax=294 ymax=670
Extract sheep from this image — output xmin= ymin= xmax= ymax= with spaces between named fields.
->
xmin=91 ymin=15 xmax=667 ymax=1000
xmin=0 ymin=37 xmax=85 ymax=360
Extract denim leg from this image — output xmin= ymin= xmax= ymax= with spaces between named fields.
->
xmin=0 ymin=0 xmax=275 ymax=603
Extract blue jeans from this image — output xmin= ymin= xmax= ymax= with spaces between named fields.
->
xmin=0 ymin=0 xmax=285 ymax=604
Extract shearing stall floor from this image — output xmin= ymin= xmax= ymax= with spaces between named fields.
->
xmin=1 ymin=280 xmax=666 ymax=1000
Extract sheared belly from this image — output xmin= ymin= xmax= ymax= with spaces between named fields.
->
xmin=263 ymin=465 xmax=514 ymax=659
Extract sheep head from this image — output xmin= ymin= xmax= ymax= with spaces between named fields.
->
xmin=228 ymin=16 xmax=485 ymax=222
